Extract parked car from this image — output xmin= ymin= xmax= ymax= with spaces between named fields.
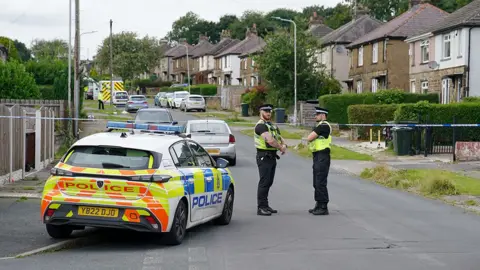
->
xmin=183 ymin=119 xmax=236 ymax=166
xmin=112 ymin=91 xmax=129 ymax=106
xmin=154 ymin=92 xmax=166 ymax=107
xmin=134 ymin=108 xmax=177 ymax=125
xmin=172 ymin=91 xmax=189 ymax=109
xmin=126 ymin=95 xmax=148 ymax=112
xmin=160 ymin=93 xmax=174 ymax=108
xmin=180 ymin=94 xmax=206 ymax=112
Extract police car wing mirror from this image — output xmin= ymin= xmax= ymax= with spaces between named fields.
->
xmin=172 ymin=121 xmax=178 ymax=125
xmin=215 ymin=158 xmax=229 ymax=168
xmin=127 ymin=120 xmax=134 ymax=123
xmin=150 ymin=175 xmax=172 ymax=183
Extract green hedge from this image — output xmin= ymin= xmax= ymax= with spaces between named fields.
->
xmin=462 ymin=97 xmax=480 ymax=103
xmin=319 ymin=89 xmax=439 ymax=125
xmin=348 ymin=104 xmax=399 ymax=139
xmin=394 ymin=101 xmax=480 ymax=141
xmin=158 ymin=84 xmax=217 ymax=96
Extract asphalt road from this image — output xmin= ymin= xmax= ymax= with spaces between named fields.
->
xmin=2 ymin=108 xmax=480 ymax=269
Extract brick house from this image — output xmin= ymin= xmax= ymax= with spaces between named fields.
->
xmin=317 ymin=8 xmax=383 ymax=90
xmin=238 ymin=39 xmax=266 ymax=88
xmin=190 ymin=35 xmax=215 ymax=84
xmin=171 ymin=42 xmax=195 ymax=84
xmin=346 ymin=0 xmax=448 ymax=93
xmin=209 ymin=30 xmax=241 ymax=85
xmin=0 ymin=44 xmax=7 ymax=62
xmin=214 ymin=24 xmax=265 ymax=86
xmin=405 ymin=0 xmax=480 ymax=103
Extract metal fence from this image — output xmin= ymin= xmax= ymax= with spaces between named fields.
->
xmin=0 ymin=100 xmax=62 ymax=185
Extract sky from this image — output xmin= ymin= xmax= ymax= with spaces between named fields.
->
xmin=1 ymin=0 xmax=343 ymax=60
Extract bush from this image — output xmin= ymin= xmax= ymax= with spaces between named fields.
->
xmin=158 ymin=84 xmax=217 ymax=96
xmin=0 ymin=61 xmax=41 ymax=99
xmin=319 ymin=89 xmax=439 ymax=124
xmin=241 ymin=86 xmax=267 ymax=115
xmin=347 ymin=104 xmax=399 ymax=139
xmin=394 ymin=101 xmax=480 ymax=141
xmin=135 ymin=78 xmax=172 ymax=88
xmin=462 ymin=97 xmax=480 ymax=103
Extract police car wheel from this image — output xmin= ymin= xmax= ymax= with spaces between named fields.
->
xmin=214 ymin=187 xmax=234 ymax=225
xmin=164 ymin=200 xmax=187 ymax=245
xmin=46 ymin=224 xmax=73 ymax=239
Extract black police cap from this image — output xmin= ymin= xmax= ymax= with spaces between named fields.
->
xmin=258 ymin=104 xmax=274 ymax=111
xmin=315 ymin=107 xmax=328 ymax=114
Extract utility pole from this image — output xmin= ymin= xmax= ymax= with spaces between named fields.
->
xmin=67 ymin=0 xmax=72 ymax=118
xmin=109 ymin=19 xmax=113 ymax=105
xmin=73 ymin=0 xmax=80 ymax=139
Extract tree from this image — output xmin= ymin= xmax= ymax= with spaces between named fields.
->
xmin=13 ymin=40 xmax=31 ymax=62
xmin=228 ymin=11 xmax=275 ymax=40
xmin=255 ymin=27 xmax=341 ymax=108
xmin=95 ymin=32 xmax=163 ymax=81
xmin=0 ymin=36 xmax=20 ymax=61
xmin=302 ymin=3 xmax=353 ymax=29
xmin=30 ymin=39 xmax=69 ymax=60
xmin=166 ymin=12 xmax=219 ymax=44
xmin=0 ymin=61 xmax=40 ymax=99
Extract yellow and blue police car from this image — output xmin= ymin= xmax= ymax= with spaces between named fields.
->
xmin=41 ymin=122 xmax=235 ymax=245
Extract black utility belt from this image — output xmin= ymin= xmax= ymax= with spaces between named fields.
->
xmin=256 ymin=150 xmax=279 ymax=159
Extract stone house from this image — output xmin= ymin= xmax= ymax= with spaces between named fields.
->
xmin=213 ymin=24 xmax=265 ymax=86
xmin=346 ymin=0 xmax=448 ymax=93
xmin=405 ymin=0 xmax=480 ymax=103
xmin=171 ymin=42 xmax=195 ymax=84
xmin=208 ymin=30 xmax=241 ymax=85
xmin=307 ymin=12 xmax=333 ymax=39
xmin=190 ymin=35 xmax=215 ymax=84
xmin=316 ymin=9 xmax=383 ymax=90
xmin=153 ymin=41 xmax=173 ymax=81
xmin=238 ymin=39 xmax=266 ymax=88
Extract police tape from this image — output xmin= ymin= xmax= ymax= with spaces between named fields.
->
xmin=0 ymin=115 xmax=479 ymax=127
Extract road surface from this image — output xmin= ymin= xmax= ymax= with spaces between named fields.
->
xmin=2 ymin=108 xmax=480 ymax=270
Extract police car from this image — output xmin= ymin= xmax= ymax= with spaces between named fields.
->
xmin=41 ymin=122 xmax=235 ymax=245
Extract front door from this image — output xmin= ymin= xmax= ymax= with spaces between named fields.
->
xmin=442 ymin=78 xmax=450 ymax=104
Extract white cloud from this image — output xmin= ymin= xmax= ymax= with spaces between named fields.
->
xmin=0 ymin=0 xmax=343 ymax=60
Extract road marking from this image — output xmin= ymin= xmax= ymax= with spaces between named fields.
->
xmin=188 ymin=247 xmax=207 ymax=262
xmin=142 ymin=249 xmax=164 ymax=270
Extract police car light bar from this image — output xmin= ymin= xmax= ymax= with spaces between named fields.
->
xmin=106 ymin=121 xmax=183 ymax=134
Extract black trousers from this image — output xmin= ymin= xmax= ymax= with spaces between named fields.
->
xmin=313 ymin=150 xmax=331 ymax=204
xmin=256 ymin=151 xmax=277 ymax=208
xmin=98 ymin=100 xmax=104 ymax=110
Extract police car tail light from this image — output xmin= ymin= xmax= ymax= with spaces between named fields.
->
xmin=50 ymin=168 xmax=73 ymax=176
xmin=145 ymin=216 xmax=159 ymax=229
xmin=45 ymin=209 xmax=55 ymax=221
xmin=150 ymin=175 xmax=172 ymax=183
xmin=229 ymin=134 xmax=236 ymax=143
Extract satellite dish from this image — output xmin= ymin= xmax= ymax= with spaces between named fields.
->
xmin=428 ymin=61 xmax=439 ymax=69
xmin=336 ymin=45 xmax=345 ymax=53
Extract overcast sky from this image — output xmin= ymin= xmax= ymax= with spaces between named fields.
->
xmin=1 ymin=0 xmax=343 ymax=60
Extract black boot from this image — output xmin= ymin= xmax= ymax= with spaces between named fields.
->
xmin=257 ymin=207 xmax=272 ymax=216
xmin=311 ymin=203 xmax=329 ymax=215
xmin=265 ymin=206 xmax=278 ymax=213
xmin=308 ymin=202 xmax=320 ymax=213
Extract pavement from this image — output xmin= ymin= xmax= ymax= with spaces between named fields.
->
xmin=2 ymin=105 xmax=480 ymax=268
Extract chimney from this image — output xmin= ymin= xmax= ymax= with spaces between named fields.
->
xmin=250 ymin=23 xmax=257 ymax=36
xmin=409 ymin=0 xmax=421 ymax=8
xmin=355 ymin=5 xmax=370 ymax=19
xmin=220 ymin=29 xmax=231 ymax=40
xmin=308 ymin=11 xmax=325 ymax=29
xmin=199 ymin=33 xmax=209 ymax=42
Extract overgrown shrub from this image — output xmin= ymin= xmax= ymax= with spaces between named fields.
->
xmin=0 ymin=61 xmax=40 ymax=99
xmin=347 ymin=104 xmax=399 ymax=139
xmin=319 ymin=89 xmax=439 ymax=124
xmin=241 ymin=85 xmax=267 ymax=115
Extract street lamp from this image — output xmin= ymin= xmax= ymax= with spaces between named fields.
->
xmin=81 ymin=30 xmax=98 ymax=36
xmin=272 ymin=16 xmax=297 ymax=126
xmin=179 ymin=41 xmax=191 ymax=93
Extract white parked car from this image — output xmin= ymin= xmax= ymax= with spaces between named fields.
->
xmin=172 ymin=91 xmax=189 ymax=109
xmin=112 ymin=91 xmax=129 ymax=106
xmin=180 ymin=94 xmax=206 ymax=112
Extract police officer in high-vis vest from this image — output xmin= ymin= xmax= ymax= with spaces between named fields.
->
xmin=254 ymin=104 xmax=287 ymax=216
xmin=98 ymin=91 xmax=105 ymax=110
xmin=306 ymin=107 xmax=332 ymax=215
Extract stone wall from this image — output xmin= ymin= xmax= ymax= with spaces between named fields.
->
xmin=455 ymin=141 xmax=480 ymax=161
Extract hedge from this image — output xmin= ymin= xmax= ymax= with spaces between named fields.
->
xmin=319 ymin=89 xmax=439 ymax=125
xmin=394 ymin=101 xmax=480 ymax=141
xmin=462 ymin=97 xmax=480 ymax=103
xmin=347 ymin=104 xmax=399 ymax=139
xmin=158 ymin=84 xmax=217 ymax=96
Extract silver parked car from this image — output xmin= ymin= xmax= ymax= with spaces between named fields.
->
xmin=126 ymin=95 xmax=149 ymax=112
xmin=184 ymin=119 xmax=236 ymax=166
xmin=180 ymin=94 xmax=206 ymax=112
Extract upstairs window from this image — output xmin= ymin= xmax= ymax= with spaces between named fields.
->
xmin=358 ymin=46 xmax=363 ymax=66
xmin=420 ymin=40 xmax=429 ymax=63
xmin=443 ymin=34 xmax=451 ymax=59
xmin=372 ymin=43 xmax=378 ymax=63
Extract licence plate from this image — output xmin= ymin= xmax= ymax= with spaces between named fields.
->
xmin=194 ymin=102 xmax=200 ymax=105
xmin=78 ymin=206 xmax=119 ymax=218
xmin=207 ymin=148 xmax=220 ymax=154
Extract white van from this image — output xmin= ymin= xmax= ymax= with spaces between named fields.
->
xmin=112 ymin=91 xmax=129 ymax=105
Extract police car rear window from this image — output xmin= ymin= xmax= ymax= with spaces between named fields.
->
xmin=190 ymin=122 xmax=228 ymax=134
xmin=64 ymin=146 xmax=153 ymax=170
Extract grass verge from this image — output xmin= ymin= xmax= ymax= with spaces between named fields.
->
xmin=360 ymin=165 xmax=480 ymax=197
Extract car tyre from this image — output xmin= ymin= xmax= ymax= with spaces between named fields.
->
xmin=214 ymin=186 xmax=234 ymax=225
xmin=229 ymin=156 xmax=236 ymax=166
xmin=164 ymin=200 xmax=187 ymax=245
xmin=46 ymin=224 xmax=73 ymax=239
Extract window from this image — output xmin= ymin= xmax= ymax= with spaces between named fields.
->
xmin=458 ymin=30 xmax=463 ymax=57
xmin=372 ymin=42 xmax=378 ymax=63
xmin=356 ymin=80 xmax=363 ymax=93
xmin=371 ymin=78 xmax=378 ymax=93
xmin=243 ymin=78 xmax=247 ymax=86
xmin=65 ymin=146 xmax=153 ymax=170
xmin=169 ymin=142 xmax=196 ymax=167
xmin=410 ymin=80 xmax=416 ymax=93
xmin=190 ymin=122 xmax=229 ymax=134
xmin=420 ymin=40 xmax=429 ymax=63
xmin=383 ymin=40 xmax=387 ymax=61
xmin=421 ymin=81 xmax=429 ymax=93
xmin=134 ymin=110 xmax=173 ymax=124
xmin=252 ymin=58 xmax=255 ymax=67
xmin=251 ymin=76 xmax=255 ymax=86
xmin=358 ymin=46 xmax=363 ymax=66
xmin=187 ymin=141 xmax=213 ymax=167
xmin=443 ymin=34 xmax=451 ymax=59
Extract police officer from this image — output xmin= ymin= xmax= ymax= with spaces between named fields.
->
xmin=98 ymin=92 xmax=105 ymax=110
xmin=254 ymin=104 xmax=287 ymax=216
xmin=306 ymin=107 xmax=332 ymax=215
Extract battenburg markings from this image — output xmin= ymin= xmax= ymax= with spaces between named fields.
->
xmin=192 ymin=193 xmax=223 ymax=208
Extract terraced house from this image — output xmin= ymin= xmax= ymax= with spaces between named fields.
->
xmin=204 ymin=30 xmax=240 ymax=85
xmin=190 ymin=35 xmax=215 ymax=84
xmin=171 ymin=41 xmax=196 ymax=84
xmin=346 ymin=0 xmax=448 ymax=93
xmin=315 ymin=8 xmax=383 ymax=90
xmin=213 ymin=24 xmax=265 ymax=86
xmin=405 ymin=0 xmax=480 ymax=103
xmin=238 ymin=38 xmax=266 ymax=87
